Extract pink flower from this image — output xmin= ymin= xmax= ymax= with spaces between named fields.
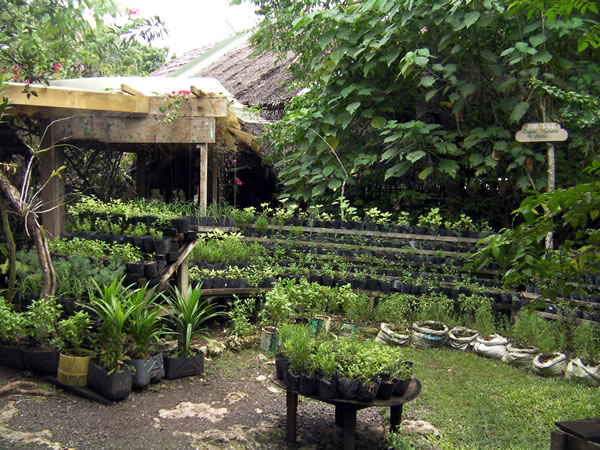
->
xmin=232 ymin=159 xmax=237 ymax=164
xmin=1 ymin=67 xmax=5 ymax=73
xmin=129 ymin=8 xmax=139 ymax=15
xmin=235 ymin=177 xmax=243 ymax=186
xmin=12 ymin=65 xmax=20 ymax=74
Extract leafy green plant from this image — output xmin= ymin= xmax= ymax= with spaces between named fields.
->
xmin=124 ymin=283 xmax=165 ymax=359
xmin=312 ymin=340 xmax=337 ymax=378
xmin=511 ymin=309 xmax=545 ymax=348
xmin=282 ymin=323 xmax=313 ymax=374
xmin=255 ymin=215 xmax=269 ymax=234
xmin=227 ymin=295 xmax=256 ymax=337
xmin=342 ymin=293 xmax=374 ymax=322
xmin=417 ymin=208 xmax=444 ymax=229
xmin=416 ymin=292 xmax=454 ymax=324
xmin=572 ymin=322 xmax=600 ymax=364
xmin=262 ymin=281 xmax=294 ymax=326
xmin=87 ymin=276 xmax=137 ymax=373
xmin=474 ymin=299 xmax=497 ymax=337
xmin=24 ymin=297 xmax=63 ymax=347
xmin=52 ymin=311 xmax=91 ymax=355
xmin=375 ymin=293 xmax=418 ymax=325
xmin=163 ymin=286 xmax=223 ymax=358
xmin=0 ymin=297 xmax=25 ymax=344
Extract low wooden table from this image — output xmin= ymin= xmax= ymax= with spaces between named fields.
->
xmin=271 ymin=376 xmax=421 ymax=450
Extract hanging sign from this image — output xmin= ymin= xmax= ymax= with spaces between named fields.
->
xmin=515 ymin=122 xmax=568 ymax=142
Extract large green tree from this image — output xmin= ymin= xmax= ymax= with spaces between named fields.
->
xmin=243 ymin=0 xmax=599 ymax=225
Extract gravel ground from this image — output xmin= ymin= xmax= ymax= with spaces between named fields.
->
xmin=0 ymin=350 xmax=390 ymax=449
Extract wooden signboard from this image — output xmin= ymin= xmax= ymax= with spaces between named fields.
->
xmin=516 ymin=122 xmax=568 ymax=143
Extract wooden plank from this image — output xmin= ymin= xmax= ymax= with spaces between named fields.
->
xmin=51 ymin=114 xmax=216 ymax=144
xmin=177 ymin=256 xmax=189 ymax=297
xmin=2 ymin=82 xmax=149 ymax=114
xmin=522 ymin=292 xmax=600 ymax=310
xmin=120 ymin=84 xmax=145 ymax=97
xmin=148 ymin=97 xmax=227 ymax=117
xmin=40 ymin=124 xmax=64 ymax=238
xmin=198 ymin=144 xmax=208 ymax=212
xmin=158 ymin=239 xmax=198 ymax=291
xmin=245 ymin=224 xmax=482 ymax=244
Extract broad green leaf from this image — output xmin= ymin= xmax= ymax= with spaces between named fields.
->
xmin=531 ymin=50 xmax=552 ymax=64
xmin=464 ymin=11 xmax=480 ymax=28
xmin=346 ymin=102 xmax=361 ymax=114
xmin=510 ymin=101 xmax=530 ymax=123
xmin=341 ymin=85 xmax=356 ymax=98
xmin=470 ymin=153 xmax=485 ymax=166
xmin=328 ymin=178 xmax=342 ymax=190
xmin=415 ymin=56 xmax=429 ymax=67
xmin=371 ymin=116 xmax=387 ymax=129
xmin=384 ymin=162 xmax=410 ymax=180
xmin=384 ymin=48 xmax=401 ymax=66
xmin=425 ymin=88 xmax=438 ymax=102
xmin=318 ymin=32 xmax=335 ymax=51
xmin=420 ymin=76 xmax=436 ymax=87
xmin=528 ymin=34 xmax=546 ymax=48
xmin=438 ymin=158 xmax=460 ymax=176
xmin=418 ymin=166 xmax=433 ymax=179
xmin=312 ymin=184 xmax=325 ymax=197
xmin=406 ymin=150 xmax=426 ymax=163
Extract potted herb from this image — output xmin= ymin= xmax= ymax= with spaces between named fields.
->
xmin=533 ymin=319 xmax=568 ymax=377
xmin=260 ymin=282 xmax=294 ymax=352
xmin=53 ymin=311 xmax=94 ymax=387
xmin=503 ymin=310 xmax=540 ymax=368
xmin=0 ymin=297 xmax=26 ymax=369
xmin=281 ymin=323 xmax=312 ymax=393
xmin=447 ymin=327 xmax=479 ymax=351
xmin=21 ymin=297 xmax=63 ymax=374
xmin=162 ymin=286 xmax=222 ymax=379
xmin=566 ymin=322 xmax=600 ymax=387
xmin=124 ymin=283 xmax=166 ymax=388
xmin=86 ymin=276 xmax=136 ymax=401
xmin=312 ymin=340 xmax=337 ymax=399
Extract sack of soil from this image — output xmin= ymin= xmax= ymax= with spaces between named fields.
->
xmin=533 ymin=353 xmax=567 ymax=377
xmin=473 ymin=334 xmax=508 ymax=359
xmin=447 ymin=327 xmax=479 ymax=351
xmin=411 ymin=321 xmax=449 ymax=349
xmin=376 ymin=323 xmax=411 ymax=346
xmin=565 ymin=358 xmax=600 ymax=387
xmin=502 ymin=344 xmax=538 ymax=368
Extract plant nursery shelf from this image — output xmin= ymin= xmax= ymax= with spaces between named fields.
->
xmin=535 ymin=311 xmax=600 ymax=327
xmin=522 ymin=292 xmax=600 ymax=310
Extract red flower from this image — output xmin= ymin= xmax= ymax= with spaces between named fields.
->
xmin=235 ymin=177 xmax=243 ymax=186
xmin=129 ymin=8 xmax=139 ymax=15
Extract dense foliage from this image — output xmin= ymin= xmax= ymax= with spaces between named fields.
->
xmin=242 ymin=0 xmax=599 ymax=226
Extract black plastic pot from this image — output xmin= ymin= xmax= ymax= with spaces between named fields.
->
xmin=126 ymin=261 xmax=145 ymax=276
xmin=0 ymin=345 xmax=24 ymax=369
xmin=337 ymin=377 xmax=360 ymax=400
xmin=317 ymin=377 xmax=338 ymax=399
xmin=275 ymin=353 xmax=289 ymax=380
xmin=284 ymin=369 xmax=300 ymax=391
xmin=141 ymin=236 xmax=155 ymax=253
xmin=163 ymin=352 xmax=204 ymax=379
xmin=394 ymin=378 xmax=411 ymax=397
xmin=144 ymin=262 xmax=158 ymax=279
xmin=299 ymin=374 xmax=318 ymax=396
xmin=377 ymin=378 xmax=397 ymax=400
xmin=153 ymin=238 xmax=171 ymax=255
xmin=21 ymin=348 xmax=59 ymax=374
xmin=172 ymin=217 xmax=190 ymax=233
xmin=356 ymin=378 xmax=381 ymax=402
xmin=87 ymin=360 xmax=132 ymax=401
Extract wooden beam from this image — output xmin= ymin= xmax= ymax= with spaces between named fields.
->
xmin=158 ymin=239 xmax=198 ymax=291
xmin=198 ymin=144 xmax=208 ymax=212
xmin=51 ymin=114 xmax=216 ymax=144
xmin=148 ymin=97 xmax=227 ymax=117
xmin=176 ymin=256 xmax=189 ymax=298
xmin=120 ymin=84 xmax=145 ymax=97
xmin=2 ymin=83 xmax=149 ymax=114
xmin=211 ymin=147 xmax=218 ymax=203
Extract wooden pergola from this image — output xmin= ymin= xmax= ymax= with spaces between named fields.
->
xmin=2 ymin=77 xmax=229 ymax=237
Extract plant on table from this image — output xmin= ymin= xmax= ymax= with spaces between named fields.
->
xmin=282 ymin=323 xmax=313 ymax=375
xmin=24 ymin=297 xmax=63 ymax=349
xmin=0 ymin=297 xmax=25 ymax=345
xmin=261 ymin=281 xmax=294 ymax=328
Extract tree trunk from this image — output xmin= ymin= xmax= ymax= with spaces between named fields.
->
xmin=0 ymin=197 xmax=16 ymax=301
xmin=0 ymin=171 xmax=56 ymax=298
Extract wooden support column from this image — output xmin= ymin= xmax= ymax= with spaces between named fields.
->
xmin=40 ymin=124 xmax=65 ymax=238
xmin=177 ymin=256 xmax=189 ymax=298
xmin=198 ymin=143 xmax=208 ymax=212
xmin=211 ymin=148 xmax=218 ymax=204
xmin=136 ymin=150 xmax=147 ymax=198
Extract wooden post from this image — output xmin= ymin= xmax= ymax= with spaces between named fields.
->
xmin=177 ymin=255 xmax=189 ymax=298
xmin=198 ymin=143 xmax=208 ymax=213
xmin=546 ymin=142 xmax=556 ymax=249
xmin=211 ymin=148 xmax=218 ymax=204
xmin=136 ymin=150 xmax=147 ymax=198
xmin=40 ymin=124 xmax=65 ymax=238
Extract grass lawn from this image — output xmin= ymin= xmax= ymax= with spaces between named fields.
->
xmin=390 ymin=346 xmax=600 ymax=449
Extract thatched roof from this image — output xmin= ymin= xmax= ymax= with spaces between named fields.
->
xmin=149 ymin=45 xmax=215 ymax=78
xmin=192 ymin=41 xmax=298 ymax=112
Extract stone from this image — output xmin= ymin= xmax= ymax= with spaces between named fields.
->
xmin=401 ymin=419 xmax=441 ymax=437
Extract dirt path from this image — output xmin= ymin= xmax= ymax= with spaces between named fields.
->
xmin=0 ymin=349 xmax=389 ymax=449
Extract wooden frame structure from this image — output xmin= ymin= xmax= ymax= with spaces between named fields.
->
xmin=2 ymin=78 xmax=229 ymax=237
